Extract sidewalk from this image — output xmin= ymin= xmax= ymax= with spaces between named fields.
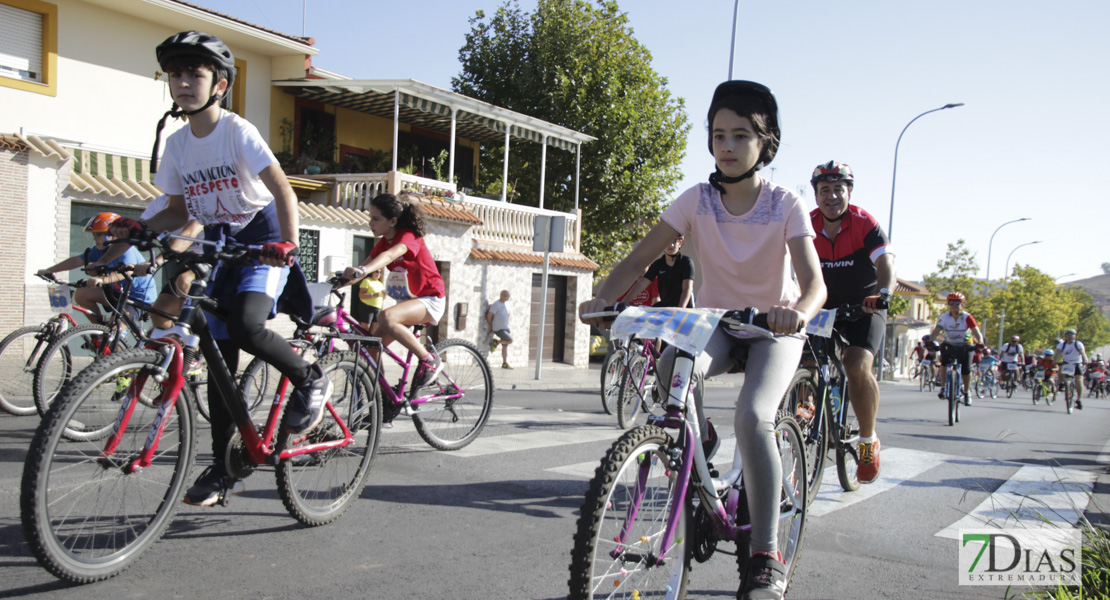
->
xmin=492 ymin=360 xmax=915 ymax=392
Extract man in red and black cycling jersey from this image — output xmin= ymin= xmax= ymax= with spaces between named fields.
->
xmin=808 ymin=161 xmax=896 ymax=484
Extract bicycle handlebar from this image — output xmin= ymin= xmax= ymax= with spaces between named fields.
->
xmin=583 ymin=304 xmax=800 ymax=334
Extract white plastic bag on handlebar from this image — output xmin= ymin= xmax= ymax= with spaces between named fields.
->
xmin=610 ymin=306 xmax=724 ymax=355
xmin=805 ymin=308 xmax=837 ymax=338
xmin=47 ymin=283 xmax=71 ymax=314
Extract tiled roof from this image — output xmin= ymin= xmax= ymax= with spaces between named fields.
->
xmin=169 ymin=0 xmax=314 ymax=46
xmin=410 ymin=195 xmax=483 ymax=225
xmin=470 ymin=248 xmax=598 ymax=272
xmin=896 ymin=278 xmax=930 ymax=294
xmin=298 ymin=202 xmax=369 ymax=227
xmin=0 ymin=134 xmax=28 ymax=151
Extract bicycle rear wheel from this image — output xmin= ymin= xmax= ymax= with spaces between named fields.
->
xmin=411 ymin=339 xmax=494 ymax=451
xmin=568 ymin=425 xmax=689 ymax=599
xmin=0 ymin=325 xmax=49 ymax=415
xmin=599 ymin=348 xmax=627 ymax=415
xmin=21 ymin=348 xmax=196 ymax=583
xmin=785 ymin=369 xmax=826 ymax=505
xmin=32 ymin=324 xmax=113 ymax=417
xmin=276 ymin=350 xmax=380 ymax=526
xmin=616 ymin=354 xmax=648 ymax=429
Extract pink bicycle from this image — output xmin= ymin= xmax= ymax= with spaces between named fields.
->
xmin=239 ymin=273 xmax=494 ymax=451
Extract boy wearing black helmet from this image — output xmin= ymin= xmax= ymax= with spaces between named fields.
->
xmin=807 ymin=160 xmax=895 ymax=485
xmin=580 ymin=81 xmax=826 ymax=600
xmin=99 ymin=31 xmax=329 ymax=508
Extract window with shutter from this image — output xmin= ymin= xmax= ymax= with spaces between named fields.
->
xmin=0 ymin=0 xmax=56 ymax=95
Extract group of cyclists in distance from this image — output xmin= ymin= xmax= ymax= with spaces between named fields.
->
xmin=15 ymin=24 xmax=1101 ymax=600
xmin=913 ymin=322 xmax=1100 ymax=407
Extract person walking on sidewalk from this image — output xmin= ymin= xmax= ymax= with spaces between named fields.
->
xmin=487 ymin=290 xmax=513 ymax=369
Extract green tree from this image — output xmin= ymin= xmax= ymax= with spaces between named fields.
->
xmin=887 ymin=293 xmax=910 ymax=318
xmin=923 ymin=239 xmax=982 ymax=322
xmin=982 ymin=265 xmax=1110 ymax=350
xmin=453 ymin=0 xmax=690 ymax=271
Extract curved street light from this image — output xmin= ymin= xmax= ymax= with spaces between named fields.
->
xmin=879 ymin=102 xmax=963 ymax=379
xmin=887 ymin=103 xmax=965 ymax=241
xmin=1055 ymin=273 xmax=1076 ymax=283
xmin=998 ymin=241 xmax=1042 ymax=348
xmin=985 ymin=218 xmax=1030 ymax=284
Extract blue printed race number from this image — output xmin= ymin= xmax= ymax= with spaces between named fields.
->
xmin=806 ymin=308 xmax=837 ymax=338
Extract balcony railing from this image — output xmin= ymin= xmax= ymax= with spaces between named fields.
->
xmin=299 ymin=171 xmax=580 ymax=252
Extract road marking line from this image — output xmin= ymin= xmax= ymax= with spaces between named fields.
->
xmin=435 ymin=426 xmax=620 ymax=457
xmin=809 ymin=447 xmax=950 ymax=517
xmin=934 ymin=464 xmax=1095 ymax=539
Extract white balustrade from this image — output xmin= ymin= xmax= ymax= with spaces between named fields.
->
xmin=303 ymin=171 xmax=579 ymax=252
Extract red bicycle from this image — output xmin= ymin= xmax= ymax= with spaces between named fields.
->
xmin=21 ymin=233 xmax=379 ymax=583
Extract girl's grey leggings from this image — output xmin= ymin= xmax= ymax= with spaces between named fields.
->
xmin=654 ymin=327 xmax=804 ymax=555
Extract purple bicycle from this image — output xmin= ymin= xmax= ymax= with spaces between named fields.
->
xmin=240 ymin=274 xmax=493 ymax=451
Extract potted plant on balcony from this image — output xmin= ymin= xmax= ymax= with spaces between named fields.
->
xmin=299 ymin=121 xmax=337 ymax=175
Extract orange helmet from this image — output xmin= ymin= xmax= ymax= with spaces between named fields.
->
xmin=84 ymin=212 xmax=121 ymax=233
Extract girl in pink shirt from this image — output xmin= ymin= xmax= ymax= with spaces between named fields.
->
xmin=579 ymin=81 xmax=826 ymax=600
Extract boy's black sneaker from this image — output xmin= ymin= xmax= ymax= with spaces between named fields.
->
xmin=183 ymin=463 xmax=243 ymax=507
xmin=285 ymin=363 xmax=333 ymax=434
xmin=738 ymin=552 xmax=787 ymax=600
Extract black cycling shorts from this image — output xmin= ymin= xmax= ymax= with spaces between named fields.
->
xmin=940 ymin=343 xmax=972 ymax=377
xmin=838 ymin=311 xmax=886 ymax=355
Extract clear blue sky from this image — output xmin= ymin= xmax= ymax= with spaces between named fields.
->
xmin=189 ymin=0 xmax=1109 ymax=283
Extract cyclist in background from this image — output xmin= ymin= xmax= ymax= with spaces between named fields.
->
xmin=1056 ymin=328 xmax=1088 ymax=409
xmin=807 ymin=160 xmax=895 ymax=484
xmin=922 ymin=334 xmax=941 ymax=384
xmin=931 ymin=292 xmax=984 ymax=403
xmin=1039 ymin=349 xmax=1059 ymax=392
xmin=580 ymin=80 xmax=826 ymax=600
xmin=622 ymin=234 xmax=695 ymax=309
xmin=36 ymin=212 xmax=156 ymax=325
xmin=978 ymin=347 xmax=1000 ymax=386
xmin=998 ymin=335 xmax=1025 ymax=390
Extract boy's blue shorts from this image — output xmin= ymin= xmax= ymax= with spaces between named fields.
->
xmin=205 ymin=263 xmax=290 ymax=340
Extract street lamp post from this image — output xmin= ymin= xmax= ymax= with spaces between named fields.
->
xmin=1055 ymin=273 xmax=1076 ymax=283
xmin=998 ymin=241 xmax=1042 ymax=348
xmin=983 ymin=217 xmax=1030 ymax=342
xmin=880 ymin=102 xmax=963 ymax=379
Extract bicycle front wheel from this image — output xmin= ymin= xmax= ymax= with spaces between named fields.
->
xmin=0 ymin=325 xmax=48 ymax=415
xmin=771 ymin=415 xmax=809 ymax=589
xmin=599 ymin=348 xmax=627 ymax=415
xmin=32 ymin=324 xmax=113 ymax=417
xmin=568 ymin=425 xmax=689 ymax=599
xmin=21 ymin=348 xmax=196 ymax=583
xmin=616 ymin=354 xmax=648 ymax=429
xmin=276 ymin=350 xmax=380 ymax=526
xmin=1065 ymin=380 xmax=1074 ymax=414
xmin=411 ymin=339 xmax=494 ymax=451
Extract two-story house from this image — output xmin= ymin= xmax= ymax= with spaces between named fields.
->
xmin=1 ymin=0 xmax=598 ymax=369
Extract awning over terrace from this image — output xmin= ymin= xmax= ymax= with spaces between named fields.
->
xmin=272 ymin=79 xmax=595 ymax=210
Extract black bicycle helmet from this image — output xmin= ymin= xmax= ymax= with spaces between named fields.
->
xmin=706 ymin=80 xmax=780 ymax=190
xmin=156 ymin=31 xmax=236 ymax=89
xmin=151 ymin=31 xmax=237 ymax=173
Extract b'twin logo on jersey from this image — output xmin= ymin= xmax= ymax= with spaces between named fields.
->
xmin=823 ymin=259 xmax=855 ymax=268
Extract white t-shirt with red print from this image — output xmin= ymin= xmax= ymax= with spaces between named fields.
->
xmin=371 ymin=228 xmax=445 ymax=300
xmin=154 ymin=110 xmax=276 ymax=233
xmin=937 ymin=311 xmax=978 ymax=345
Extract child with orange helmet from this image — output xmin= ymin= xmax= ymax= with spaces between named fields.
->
xmin=35 ymin=212 xmax=156 ymax=324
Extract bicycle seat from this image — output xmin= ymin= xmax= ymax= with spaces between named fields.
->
xmin=310 ymin=306 xmax=337 ymax=327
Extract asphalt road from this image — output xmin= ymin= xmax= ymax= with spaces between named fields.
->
xmin=1 ymin=377 xmax=1108 ymax=599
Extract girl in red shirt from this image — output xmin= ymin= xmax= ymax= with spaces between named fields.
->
xmin=344 ymin=193 xmax=446 ymax=389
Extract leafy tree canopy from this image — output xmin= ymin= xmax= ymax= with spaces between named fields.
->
xmin=923 ymin=239 xmax=982 ymax=321
xmin=453 ymin=0 xmax=690 ymax=274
